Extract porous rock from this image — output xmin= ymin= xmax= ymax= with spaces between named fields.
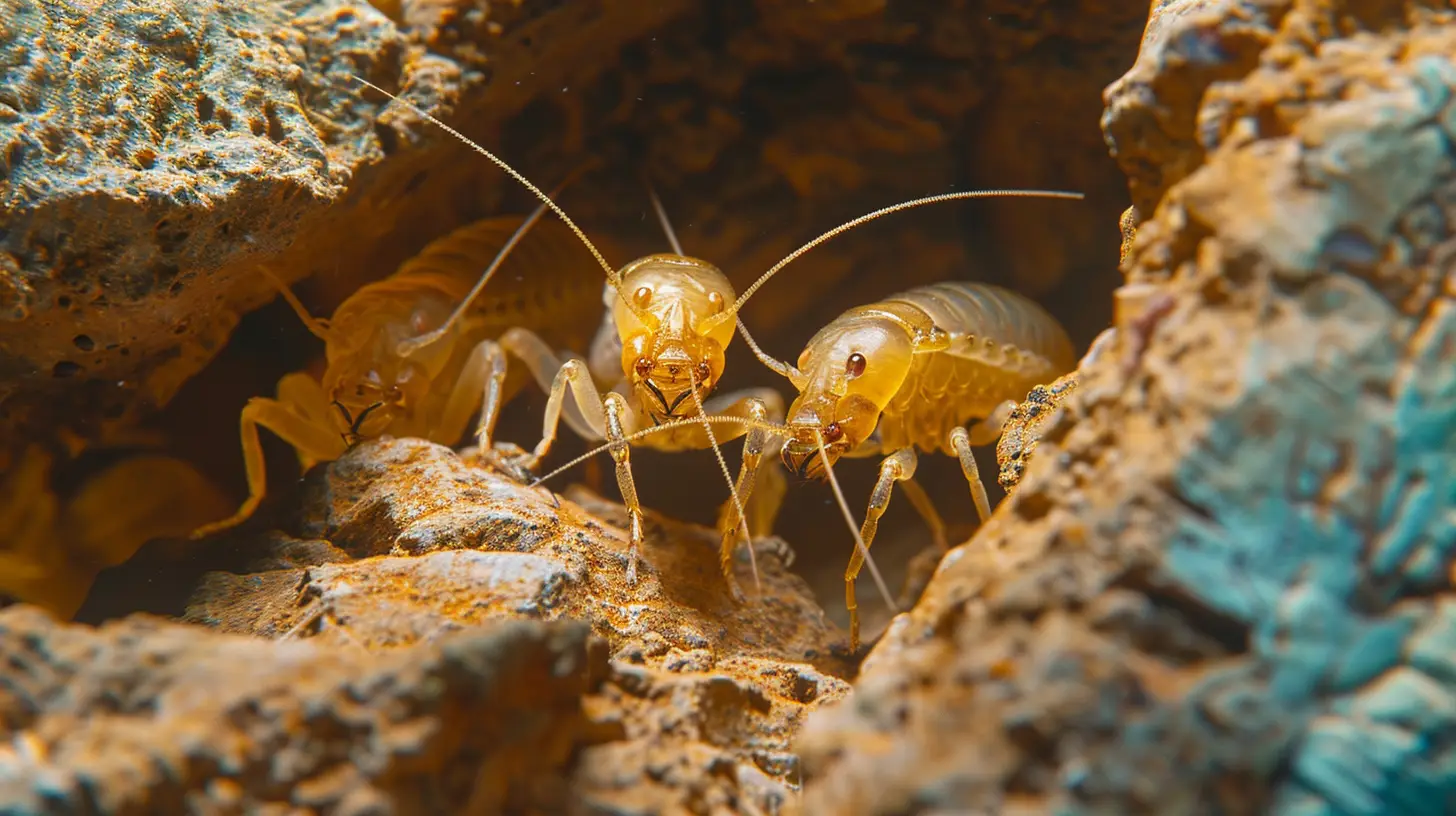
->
xmin=0 ymin=0 xmax=688 ymax=458
xmin=0 ymin=604 xmax=601 ymax=814
xmin=183 ymin=436 xmax=853 ymax=814
xmin=797 ymin=2 xmax=1456 ymax=813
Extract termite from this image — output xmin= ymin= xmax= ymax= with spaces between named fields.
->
xmin=349 ymin=77 xmax=789 ymax=598
xmin=189 ymin=170 xmax=612 ymax=540
xmin=530 ymin=199 xmax=1086 ymax=648
xmin=724 ymin=275 xmax=1082 ymax=649
xmin=348 ymin=77 xmax=1083 ymax=612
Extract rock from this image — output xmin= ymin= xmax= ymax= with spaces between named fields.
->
xmin=0 ymin=604 xmax=603 ymax=814
xmin=797 ymin=2 xmax=1456 ymax=813
xmin=0 ymin=0 xmax=688 ymax=458
xmin=182 ymin=436 xmax=853 ymax=813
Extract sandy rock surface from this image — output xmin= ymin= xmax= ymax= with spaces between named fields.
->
xmin=0 ymin=605 xmax=600 ymax=813
xmin=178 ymin=437 xmax=852 ymax=814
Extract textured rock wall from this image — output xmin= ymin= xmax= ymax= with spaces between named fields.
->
xmin=0 ymin=0 xmax=687 ymax=461
xmin=0 ymin=606 xmax=601 ymax=813
xmin=796 ymin=1 xmax=1456 ymax=813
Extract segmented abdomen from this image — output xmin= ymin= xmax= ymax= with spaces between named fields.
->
xmin=332 ymin=217 xmax=613 ymax=360
xmin=878 ymin=282 xmax=1076 ymax=454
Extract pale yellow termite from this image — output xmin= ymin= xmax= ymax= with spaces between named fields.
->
xmin=189 ymin=176 xmax=612 ymax=540
xmin=350 ymin=76 xmax=1084 ymax=607
xmin=723 ymin=269 xmax=1081 ymax=650
xmin=350 ymin=78 xmax=789 ymax=597
xmin=533 ymin=199 xmax=1087 ymax=647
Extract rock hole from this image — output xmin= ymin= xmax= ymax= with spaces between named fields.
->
xmin=217 ymin=108 xmax=233 ymax=129
xmin=56 ymin=295 xmax=72 ymax=309
xmin=264 ymin=101 xmax=287 ymax=143
xmin=135 ymin=147 xmax=156 ymax=169
xmin=1322 ymin=226 xmax=1379 ymax=268
xmin=374 ymin=121 xmax=398 ymax=155
xmin=155 ymin=219 xmax=188 ymax=255
xmin=1106 ymin=566 xmax=1251 ymax=655
xmin=72 ymin=334 xmax=94 ymax=351
xmin=196 ymin=94 xmax=215 ymax=123
xmin=3 ymin=142 xmax=25 ymax=172
xmin=248 ymin=116 xmax=266 ymax=137
xmin=790 ymin=672 xmax=819 ymax=703
xmin=52 ymin=361 xmax=82 ymax=378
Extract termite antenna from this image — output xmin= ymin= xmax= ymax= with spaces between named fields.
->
xmin=528 ymin=414 xmax=788 ymax=489
xmin=815 ymin=428 xmax=897 ymax=621
xmin=643 ymin=176 xmax=687 ymax=257
xmin=396 ymin=162 xmax=591 ymax=358
xmin=734 ymin=317 xmax=797 ymax=380
xmin=634 ymin=175 xmax=763 ymax=593
xmin=686 ymin=370 xmax=762 ymax=596
xmin=701 ymin=189 xmax=1086 ymax=336
xmin=258 ymin=265 xmax=331 ymax=342
xmin=350 ymin=75 xmax=655 ymax=326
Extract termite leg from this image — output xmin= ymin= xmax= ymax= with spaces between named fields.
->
xmin=473 ymin=327 xmax=606 ymax=458
xmin=431 ymin=337 xmax=509 ymax=452
xmin=949 ymin=428 xmax=992 ymax=524
xmin=601 ymin=391 xmax=646 ymax=584
xmin=895 ymin=474 xmax=950 ymax=610
xmin=949 ymin=399 xmax=1018 ymax=524
xmin=708 ymin=390 xmax=789 ymax=602
xmin=190 ymin=396 xmax=347 ymax=540
xmin=899 ymin=476 xmax=947 ymax=553
xmin=275 ymin=372 xmax=338 ymax=472
xmin=453 ymin=328 xmax=656 ymax=584
xmin=846 ymin=446 xmax=919 ymax=652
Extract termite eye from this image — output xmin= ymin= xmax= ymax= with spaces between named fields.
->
xmin=634 ymin=356 xmax=653 ymax=377
xmin=846 ymin=352 xmax=866 ymax=378
xmin=695 ymin=361 xmax=711 ymax=383
xmin=633 ymin=286 xmax=653 ymax=307
xmin=824 ymin=422 xmax=843 ymax=443
xmin=707 ymin=291 xmax=724 ymax=313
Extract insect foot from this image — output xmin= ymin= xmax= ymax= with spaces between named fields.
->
xmin=463 ymin=440 xmax=540 ymax=486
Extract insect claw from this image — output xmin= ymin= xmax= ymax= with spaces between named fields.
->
xmin=331 ymin=400 xmax=353 ymax=427
xmin=755 ymin=536 xmax=797 ymax=568
xmin=726 ymin=577 xmax=747 ymax=605
xmin=352 ymin=402 xmax=385 ymax=436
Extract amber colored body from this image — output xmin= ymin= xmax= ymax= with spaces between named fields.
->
xmin=857 ymin=283 xmax=1075 ymax=454
xmin=190 ymin=216 xmax=609 ymax=539
xmin=750 ymin=281 xmax=1077 ymax=649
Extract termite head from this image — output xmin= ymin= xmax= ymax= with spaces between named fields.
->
xmin=324 ymin=296 xmax=457 ymax=441
xmin=324 ymin=359 xmax=430 ymax=440
xmin=780 ymin=315 xmax=926 ymax=480
xmin=612 ymin=254 xmax=736 ymax=422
